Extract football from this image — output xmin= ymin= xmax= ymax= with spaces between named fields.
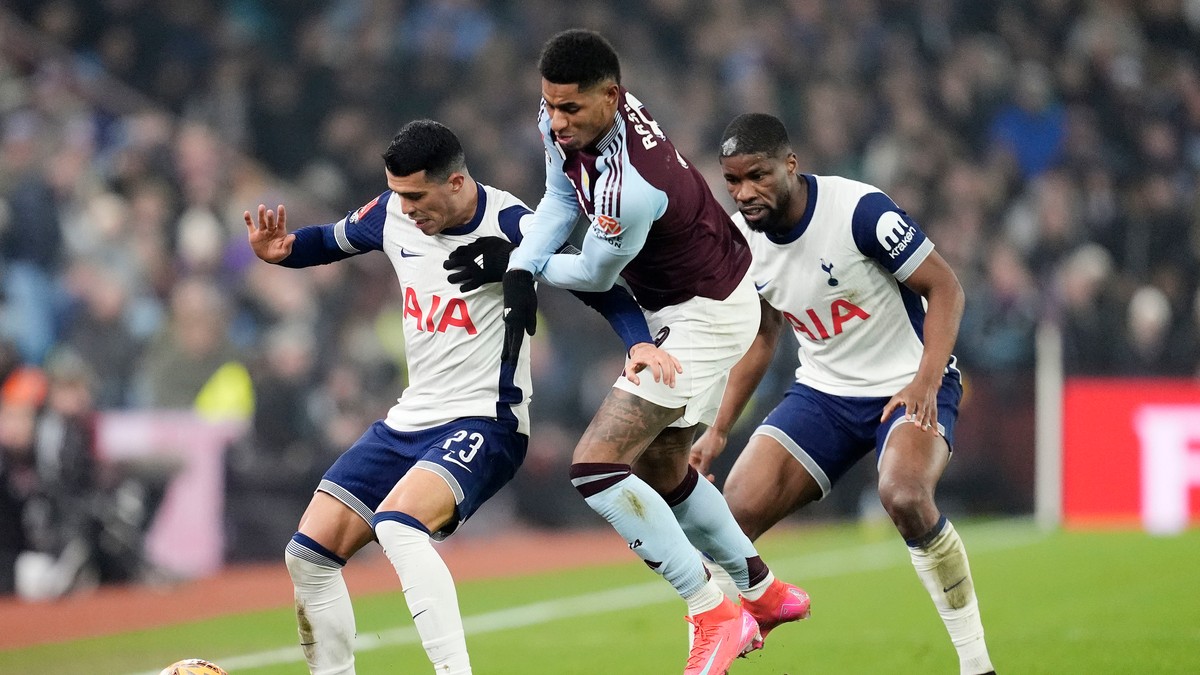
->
xmin=158 ymin=659 xmax=229 ymax=675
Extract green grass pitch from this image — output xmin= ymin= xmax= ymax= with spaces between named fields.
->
xmin=3 ymin=519 xmax=1198 ymax=674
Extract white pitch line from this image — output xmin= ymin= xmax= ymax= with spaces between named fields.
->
xmin=128 ymin=519 xmax=1042 ymax=674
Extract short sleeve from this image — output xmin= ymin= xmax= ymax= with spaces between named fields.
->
xmin=849 ymin=191 xmax=933 ymax=282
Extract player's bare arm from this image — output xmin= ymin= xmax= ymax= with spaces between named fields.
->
xmin=690 ymin=298 xmax=781 ymax=478
xmin=880 ymin=250 xmax=965 ymax=432
xmin=624 ymin=341 xmax=683 ymax=388
xmin=244 ymin=203 xmax=295 ymax=263
xmin=574 ymin=388 xmax=684 ymax=465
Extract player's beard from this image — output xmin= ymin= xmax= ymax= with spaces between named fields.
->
xmin=746 ymin=188 xmax=793 ymax=236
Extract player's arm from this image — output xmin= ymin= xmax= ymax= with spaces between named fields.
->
xmin=569 ymin=286 xmax=681 ymax=387
xmin=245 ymin=193 xmax=387 ymax=267
xmin=690 ymin=297 xmax=780 ymax=478
xmin=880 ymin=250 xmax=964 ymax=431
xmin=532 ymin=178 xmax=659 ymax=291
xmin=849 ymin=191 xmax=962 ymax=432
xmin=508 ymin=133 xmax=584 ymax=276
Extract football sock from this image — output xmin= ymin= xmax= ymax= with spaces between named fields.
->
xmin=373 ymin=512 xmax=471 ymax=675
xmin=665 ymin=466 xmax=772 ymax=597
xmin=701 ymin=556 xmax=741 ymax=601
xmin=907 ymin=516 xmax=995 ymax=675
xmin=570 ymin=463 xmax=721 ymax=614
xmin=285 ymin=533 xmax=355 ymax=675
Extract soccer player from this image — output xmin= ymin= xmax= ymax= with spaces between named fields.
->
xmin=245 ymin=119 xmax=675 ymax=675
xmin=447 ymin=30 xmax=809 ymax=674
xmin=694 ymin=112 xmax=997 ymax=675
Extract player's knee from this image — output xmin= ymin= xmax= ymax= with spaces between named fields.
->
xmin=877 ymin=480 xmax=932 ymax=521
xmin=285 ymin=532 xmax=347 ymax=587
xmin=569 ymin=462 xmax=632 ymax=498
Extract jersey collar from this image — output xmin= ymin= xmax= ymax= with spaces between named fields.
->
xmin=442 ymin=183 xmax=487 ymax=236
xmin=765 ymin=174 xmax=818 ymax=245
xmin=594 ymin=111 xmax=623 ymax=154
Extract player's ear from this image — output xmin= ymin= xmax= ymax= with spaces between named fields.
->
xmin=785 ymin=152 xmax=799 ymax=176
xmin=447 ymin=171 xmax=466 ymax=192
xmin=604 ymin=81 xmax=620 ymax=106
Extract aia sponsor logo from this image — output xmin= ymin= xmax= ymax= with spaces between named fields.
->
xmin=593 ymin=214 xmax=622 ymax=236
xmin=403 ymin=288 xmax=477 ymax=334
xmin=782 ymin=299 xmax=870 ymax=342
xmin=350 ymin=195 xmax=381 ymax=224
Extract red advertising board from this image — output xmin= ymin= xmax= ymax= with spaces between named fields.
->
xmin=1063 ymin=379 xmax=1200 ymax=532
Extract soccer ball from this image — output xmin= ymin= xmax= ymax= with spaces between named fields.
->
xmin=159 ymin=659 xmax=228 ymax=675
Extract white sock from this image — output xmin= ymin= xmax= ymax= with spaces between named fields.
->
xmin=374 ymin=514 xmax=471 ymax=675
xmin=908 ymin=518 xmax=994 ymax=675
xmin=285 ymin=535 xmax=356 ymax=675
xmin=701 ymin=557 xmax=741 ymax=602
xmin=740 ymin=570 xmax=777 ymax=602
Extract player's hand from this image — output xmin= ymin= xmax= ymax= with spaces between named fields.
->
xmin=501 ymin=269 xmax=537 ymax=365
xmin=244 ymin=204 xmax=295 ymax=263
xmin=881 ymin=375 xmax=940 ymax=434
xmin=444 ymin=237 xmax=516 ymax=292
xmin=623 ymin=342 xmax=682 ymax=388
xmin=689 ymin=427 xmax=727 ymax=482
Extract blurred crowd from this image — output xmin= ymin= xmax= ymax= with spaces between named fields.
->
xmin=1 ymin=0 xmax=1198 ymax=595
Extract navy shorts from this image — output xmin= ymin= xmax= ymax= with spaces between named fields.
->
xmin=754 ymin=371 xmax=962 ymax=499
xmin=319 ymin=417 xmax=527 ymax=540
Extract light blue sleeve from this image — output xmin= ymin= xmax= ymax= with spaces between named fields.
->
xmin=508 ymin=163 xmax=581 ymax=273
xmin=536 ymin=166 xmax=665 ymax=291
xmin=508 ymin=106 xmax=583 ymax=274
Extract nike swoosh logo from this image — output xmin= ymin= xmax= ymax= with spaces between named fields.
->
xmin=698 ymin=638 xmax=724 ymax=674
xmin=412 ymin=609 xmax=428 ymax=620
xmin=754 ymin=281 xmax=769 ymax=291
xmin=943 ymin=576 xmax=967 ymax=593
xmin=400 ymin=249 xmax=423 ymax=258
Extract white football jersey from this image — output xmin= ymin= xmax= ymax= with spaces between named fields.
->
xmin=734 ymin=174 xmax=957 ymax=397
xmin=333 ymin=183 xmax=533 ymax=433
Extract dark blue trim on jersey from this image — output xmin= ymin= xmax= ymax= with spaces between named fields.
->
xmin=442 ymin=183 xmax=487 ymax=236
xmin=570 ymin=286 xmax=654 ymax=352
xmin=348 ymin=191 xmax=390 ymax=250
xmin=765 ymin=174 xmax=819 ymax=245
xmin=850 ymin=192 xmax=928 ymax=276
xmin=898 ymin=282 xmax=927 ymax=344
xmin=495 ymin=362 xmax=522 ymax=429
xmin=498 ymin=204 xmax=528 ymax=244
xmin=278 ymin=224 xmax=357 ymax=268
xmin=372 ymin=510 xmax=431 ymax=535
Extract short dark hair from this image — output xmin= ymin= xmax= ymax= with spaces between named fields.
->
xmin=719 ymin=113 xmax=791 ymax=158
xmin=382 ymin=119 xmax=466 ymax=182
xmin=538 ymin=29 xmax=621 ymax=89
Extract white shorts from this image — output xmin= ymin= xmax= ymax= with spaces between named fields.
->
xmin=613 ymin=274 xmax=760 ymax=428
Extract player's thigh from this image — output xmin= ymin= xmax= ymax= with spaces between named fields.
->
xmin=632 ymin=424 xmax=699 ymax=493
xmin=574 ymin=388 xmax=684 ymax=465
xmin=613 ymin=277 xmax=759 ymax=429
xmin=876 ymin=370 xmax=961 ymax=495
xmin=296 ymin=491 xmax=375 ymax=561
xmin=378 ymin=467 xmax=458 ymax=535
xmin=877 ymin=423 xmax=950 ymax=499
xmin=394 ymin=417 xmax=527 ymax=540
xmin=724 ymin=434 xmax=824 ymax=541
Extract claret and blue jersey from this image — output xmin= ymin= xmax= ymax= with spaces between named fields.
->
xmin=511 ymin=87 xmax=750 ymax=311
xmin=735 ymin=173 xmax=960 ymax=397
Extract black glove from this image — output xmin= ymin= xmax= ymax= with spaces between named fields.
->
xmin=501 ymin=269 xmax=537 ymax=364
xmin=444 ymin=237 xmax=516 ymax=292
